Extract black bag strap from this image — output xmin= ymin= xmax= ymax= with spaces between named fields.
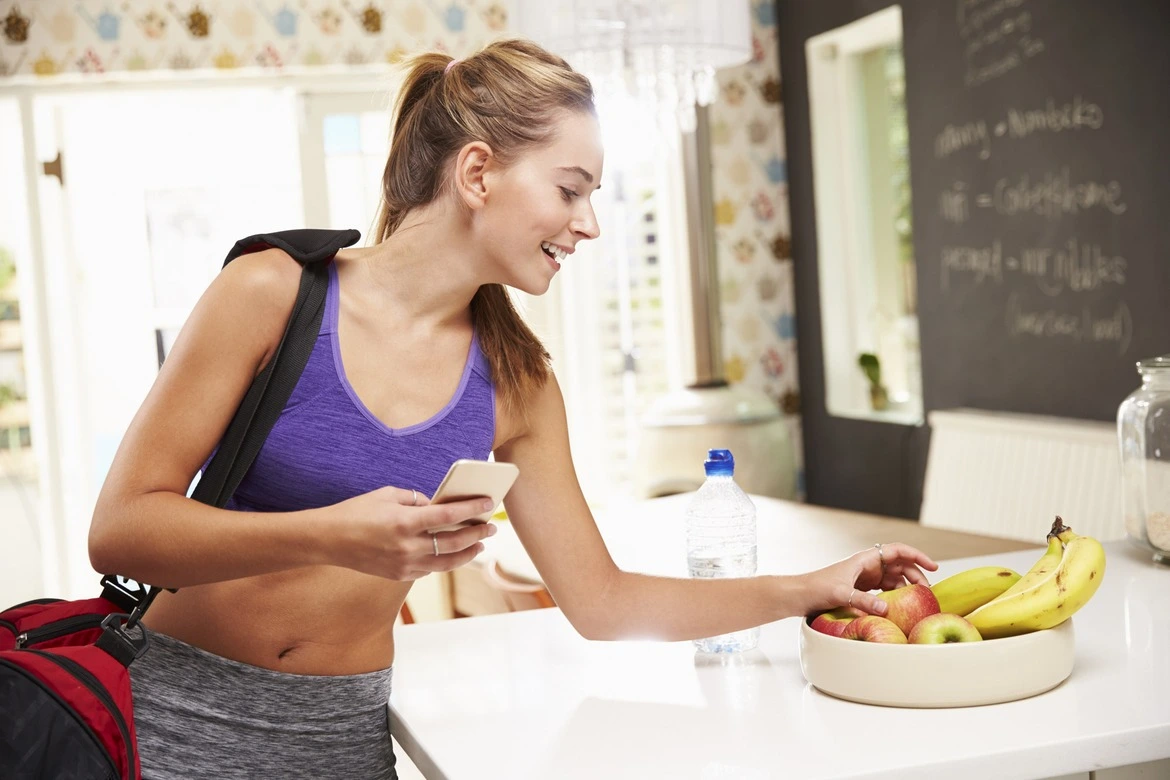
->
xmin=222 ymin=227 xmax=362 ymax=268
xmin=97 ymin=229 xmax=359 ymax=664
xmin=198 ymin=229 xmax=360 ymax=510
xmin=192 ymin=266 xmax=325 ymax=506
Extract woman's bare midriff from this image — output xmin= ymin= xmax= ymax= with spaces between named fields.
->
xmin=141 ymin=567 xmax=411 ymax=676
xmin=138 ymin=388 xmax=520 ymax=677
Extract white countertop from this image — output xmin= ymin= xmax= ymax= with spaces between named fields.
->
xmin=390 ymin=541 xmax=1170 ymax=780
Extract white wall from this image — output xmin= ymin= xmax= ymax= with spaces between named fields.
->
xmin=0 ymin=477 xmax=42 ymax=604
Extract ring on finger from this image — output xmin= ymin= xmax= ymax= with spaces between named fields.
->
xmin=411 ymin=489 xmax=419 ymax=506
xmin=432 ymin=533 xmax=439 ymax=556
xmin=848 ymin=588 xmax=857 ymax=609
xmin=874 ymin=542 xmax=886 ymax=567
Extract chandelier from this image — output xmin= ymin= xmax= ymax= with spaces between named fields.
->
xmin=514 ymin=0 xmax=752 ymax=132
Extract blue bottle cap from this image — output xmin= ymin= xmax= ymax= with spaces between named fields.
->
xmin=704 ymin=449 xmax=734 ymax=476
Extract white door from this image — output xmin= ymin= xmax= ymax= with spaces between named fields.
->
xmin=29 ymin=86 xmax=304 ymax=597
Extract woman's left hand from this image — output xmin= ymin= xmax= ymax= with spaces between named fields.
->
xmin=800 ymin=543 xmax=939 ymax=617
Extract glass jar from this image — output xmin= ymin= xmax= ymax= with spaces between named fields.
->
xmin=1118 ymin=355 xmax=1170 ymax=566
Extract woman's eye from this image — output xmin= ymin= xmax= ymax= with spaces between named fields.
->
xmin=559 ymin=187 xmax=578 ymax=201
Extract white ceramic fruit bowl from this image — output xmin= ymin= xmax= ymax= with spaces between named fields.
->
xmin=798 ymin=618 xmax=1075 ymax=708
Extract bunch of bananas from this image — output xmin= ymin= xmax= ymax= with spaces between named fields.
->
xmin=929 ymin=516 xmax=1106 ymax=639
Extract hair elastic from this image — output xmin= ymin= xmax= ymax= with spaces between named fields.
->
xmin=445 ymin=58 xmax=460 ymax=74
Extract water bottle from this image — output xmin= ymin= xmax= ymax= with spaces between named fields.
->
xmin=685 ymin=448 xmax=760 ymax=653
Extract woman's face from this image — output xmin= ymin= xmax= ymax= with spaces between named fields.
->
xmin=477 ymin=110 xmax=604 ymax=295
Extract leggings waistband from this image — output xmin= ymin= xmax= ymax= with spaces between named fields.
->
xmin=133 ymin=628 xmax=394 ymax=719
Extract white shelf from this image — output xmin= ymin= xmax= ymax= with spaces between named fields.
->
xmin=828 ymin=394 xmax=924 ymax=426
xmin=830 ymin=405 xmax=924 ymax=426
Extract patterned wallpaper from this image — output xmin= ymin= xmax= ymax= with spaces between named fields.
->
xmin=0 ymin=0 xmax=802 ymax=480
xmin=707 ymin=1 xmax=803 ymax=489
xmin=0 ymin=1 xmax=509 ymax=75
xmin=708 ymin=1 xmax=800 ymax=415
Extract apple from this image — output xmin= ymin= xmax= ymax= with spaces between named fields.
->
xmin=908 ymin=612 xmax=983 ymax=644
xmin=875 ymin=584 xmax=941 ymax=636
xmin=841 ymin=615 xmax=907 ymax=643
xmin=808 ymin=606 xmax=865 ymax=637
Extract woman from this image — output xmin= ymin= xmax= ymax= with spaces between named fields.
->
xmin=89 ymin=38 xmax=936 ymax=779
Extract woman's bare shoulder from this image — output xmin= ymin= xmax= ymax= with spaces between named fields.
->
xmin=219 ymin=247 xmax=304 ymax=303
xmin=492 ymin=372 xmax=563 ymax=451
xmin=216 ymin=247 xmax=304 ymax=358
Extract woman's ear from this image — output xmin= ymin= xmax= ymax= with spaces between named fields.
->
xmin=453 ymin=141 xmax=494 ymax=210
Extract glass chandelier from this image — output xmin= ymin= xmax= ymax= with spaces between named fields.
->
xmin=514 ymin=0 xmax=752 ymax=132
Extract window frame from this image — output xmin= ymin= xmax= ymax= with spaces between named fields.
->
xmin=806 ymin=5 xmax=923 ymax=425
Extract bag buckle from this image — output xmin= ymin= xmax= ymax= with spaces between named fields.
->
xmin=96 ymin=612 xmax=151 ymax=667
xmin=99 ymin=575 xmax=148 ymax=612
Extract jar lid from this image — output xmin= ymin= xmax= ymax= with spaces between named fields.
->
xmin=1137 ymin=355 xmax=1170 ymax=371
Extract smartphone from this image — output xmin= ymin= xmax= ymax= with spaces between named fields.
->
xmin=427 ymin=459 xmax=520 ymax=533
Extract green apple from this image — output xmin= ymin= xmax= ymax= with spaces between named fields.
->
xmin=908 ymin=612 xmax=983 ymax=643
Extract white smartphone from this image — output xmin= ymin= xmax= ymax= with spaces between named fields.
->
xmin=427 ymin=459 xmax=520 ymax=533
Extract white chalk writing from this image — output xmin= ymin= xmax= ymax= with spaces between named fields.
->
xmin=940 ymin=181 xmax=971 ymax=224
xmin=935 ymin=121 xmax=991 ymax=160
xmin=941 ymin=239 xmax=1127 ymax=296
xmin=941 ymin=242 xmax=1002 ymax=291
xmin=1018 ymin=240 xmax=1127 ymax=295
xmin=987 ymin=169 xmax=1126 ymax=220
xmin=1006 ymin=96 xmax=1103 ymax=138
xmin=935 ymin=97 xmax=1102 ymax=161
xmin=955 ymin=1 xmax=1044 ymax=87
xmin=956 ymin=0 xmax=1028 ymax=39
xmin=1005 ymin=293 xmax=1132 ymax=354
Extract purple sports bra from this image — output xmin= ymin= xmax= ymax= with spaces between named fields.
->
xmin=221 ymin=262 xmax=496 ymax=514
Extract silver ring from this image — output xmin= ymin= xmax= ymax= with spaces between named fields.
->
xmin=875 ymin=543 xmax=885 ymax=566
xmin=411 ymin=489 xmax=419 ymax=506
xmin=432 ymin=533 xmax=440 ymax=556
xmin=848 ymin=589 xmax=857 ymax=609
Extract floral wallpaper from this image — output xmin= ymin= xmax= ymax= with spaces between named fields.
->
xmin=0 ymin=1 xmax=508 ymax=75
xmin=0 ymin=0 xmax=802 ymax=485
xmin=708 ymin=0 xmax=803 ymax=487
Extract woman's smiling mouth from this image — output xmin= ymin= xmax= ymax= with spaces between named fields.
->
xmin=541 ymin=241 xmax=568 ymax=270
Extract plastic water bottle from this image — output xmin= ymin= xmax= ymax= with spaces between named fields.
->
xmin=685 ymin=448 xmax=760 ymax=653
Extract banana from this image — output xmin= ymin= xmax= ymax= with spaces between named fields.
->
xmin=997 ymin=530 xmax=1065 ymax=600
xmin=929 ymin=566 xmax=1021 ymax=616
xmin=966 ymin=517 xmax=1106 ymax=639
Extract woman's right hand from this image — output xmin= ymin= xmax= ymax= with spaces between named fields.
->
xmin=325 ymin=486 xmax=498 ymax=581
xmin=798 ymin=542 xmax=938 ymax=617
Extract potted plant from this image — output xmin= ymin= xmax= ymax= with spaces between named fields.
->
xmin=858 ymin=352 xmax=889 ymax=411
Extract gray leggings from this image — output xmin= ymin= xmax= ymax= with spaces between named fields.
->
xmin=129 ymin=629 xmax=397 ymax=779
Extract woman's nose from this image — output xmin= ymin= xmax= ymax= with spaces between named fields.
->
xmin=572 ymin=206 xmax=601 ymax=240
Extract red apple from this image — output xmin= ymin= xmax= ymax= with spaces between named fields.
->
xmin=875 ymin=584 xmax=940 ymax=636
xmin=841 ymin=615 xmax=907 ymax=643
xmin=808 ymin=606 xmax=865 ymax=637
xmin=908 ymin=612 xmax=983 ymax=644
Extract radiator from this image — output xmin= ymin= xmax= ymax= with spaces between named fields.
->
xmin=920 ymin=409 xmax=1125 ymax=543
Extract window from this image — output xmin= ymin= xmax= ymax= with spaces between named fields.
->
xmin=300 ymin=91 xmax=392 ymax=235
xmin=551 ymin=165 xmax=674 ymax=502
xmin=806 ymin=6 xmax=923 ymax=424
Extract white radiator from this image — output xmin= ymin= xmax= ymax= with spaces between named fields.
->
xmin=920 ymin=409 xmax=1125 ymax=543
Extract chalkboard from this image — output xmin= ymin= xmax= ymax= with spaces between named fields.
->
xmin=902 ymin=0 xmax=1170 ymax=421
